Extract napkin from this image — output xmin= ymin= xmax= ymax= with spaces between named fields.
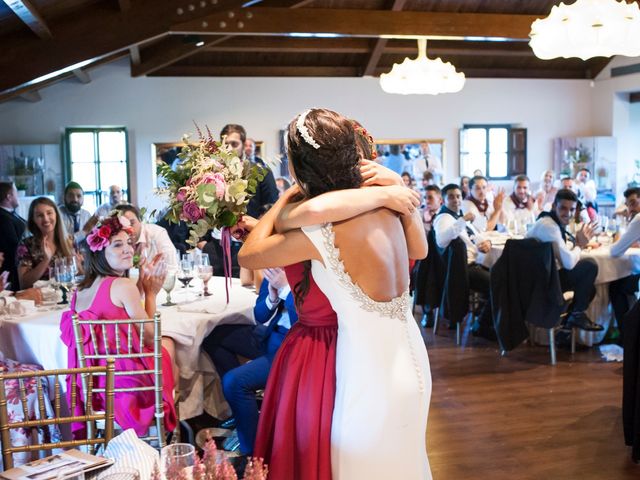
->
xmin=101 ymin=428 xmax=159 ymax=480
xmin=7 ymin=299 xmax=37 ymax=316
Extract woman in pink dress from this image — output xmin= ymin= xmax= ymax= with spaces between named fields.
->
xmin=59 ymin=214 xmax=177 ymax=438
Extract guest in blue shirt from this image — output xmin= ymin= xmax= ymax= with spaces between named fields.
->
xmin=202 ymin=267 xmax=297 ymax=455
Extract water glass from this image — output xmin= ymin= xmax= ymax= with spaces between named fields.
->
xmin=197 ymin=265 xmax=213 ymax=296
xmin=178 ymin=259 xmax=194 ymax=289
xmin=160 ymin=443 xmax=196 ymax=478
xmin=162 ymin=270 xmax=177 ymax=306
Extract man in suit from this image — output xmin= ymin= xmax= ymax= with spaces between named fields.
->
xmin=202 ymin=267 xmax=297 ymax=455
xmin=0 ymin=182 xmax=26 ymax=290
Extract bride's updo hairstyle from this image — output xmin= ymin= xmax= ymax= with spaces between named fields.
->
xmin=286 ymin=108 xmax=363 ymax=306
xmin=287 ymin=108 xmax=363 ymax=198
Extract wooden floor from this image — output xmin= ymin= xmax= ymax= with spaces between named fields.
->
xmin=421 ymin=321 xmax=639 ymax=480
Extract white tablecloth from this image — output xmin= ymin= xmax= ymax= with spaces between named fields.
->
xmin=0 ymin=276 xmax=257 ymax=419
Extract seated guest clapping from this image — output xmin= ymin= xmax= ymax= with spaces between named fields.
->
xmin=202 ymin=266 xmax=297 ymax=455
xmin=536 ymin=170 xmax=558 ymax=212
xmin=17 ymin=197 xmax=78 ymax=289
xmin=434 ymin=184 xmax=494 ymax=337
xmin=525 ymin=189 xmax=602 ymax=331
xmin=609 ymin=187 xmax=640 ymax=336
xmin=59 ymin=214 xmax=177 ymax=438
xmin=461 ymin=175 xmax=505 ymax=233
xmin=502 ymin=175 xmax=538 ymax=228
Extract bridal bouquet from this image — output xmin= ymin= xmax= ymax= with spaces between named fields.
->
xmin=157 ymin=125 xmax=266 ymax=247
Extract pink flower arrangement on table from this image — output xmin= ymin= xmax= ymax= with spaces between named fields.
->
xmin=156 ymin=125 xmax=266 ymax=247
xmin=151 ymin=438 xmax=268 ymax=480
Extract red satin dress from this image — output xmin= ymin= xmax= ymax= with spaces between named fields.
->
xmin=253 ymin=262 xmax=338 ymax=480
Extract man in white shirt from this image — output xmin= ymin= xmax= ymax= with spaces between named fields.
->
xmin=115 ymin=204 xmax=178 ymax=268
xmin=461 ymin=175 xmax=504 ymax=233
xmin=434 ymin=183 xmax=494 ymax=337
xmin=576 ymin=168 xmax=598 ymax=210
xmin=609 ymin=187 xmax=640 ymax=336
xmin=561 ymin=177 xmax=590 ymax=224
xmin=502 ymin=175 xmax=538 ymax=228
xmin=422 ymin=185 xmax=442 ymax=235
xmin=95 ymin=185 xmax=126 ymax=218
xmin=536 ymin=170 xmax=558 ymax=212
xmin=58 ymin=181 xmax=93 ymax=245
xmin=525 ymin=189 xmax=602 ymax=331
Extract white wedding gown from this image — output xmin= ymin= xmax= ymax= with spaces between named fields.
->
xmin=302 ymin=223 xmax=432 ymax=480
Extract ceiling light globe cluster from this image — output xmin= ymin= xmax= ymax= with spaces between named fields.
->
xmin=529 ymin=0 xmax=640 ymax=60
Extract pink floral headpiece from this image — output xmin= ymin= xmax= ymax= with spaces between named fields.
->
xmin=86 ymin=215 xmax=134 ymax=252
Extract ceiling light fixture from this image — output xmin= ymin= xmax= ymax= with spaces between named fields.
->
xmin=379 ymin=38 xmax=465 ymax=95
xmin=529 ymin=0 xmax=640 ymax=60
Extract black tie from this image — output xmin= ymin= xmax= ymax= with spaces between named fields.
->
xmin=73 ymin=214 xmax=79 ymax=233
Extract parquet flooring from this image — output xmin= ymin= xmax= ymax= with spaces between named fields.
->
xmin=422 ymin=323 xmax=639 ymax=480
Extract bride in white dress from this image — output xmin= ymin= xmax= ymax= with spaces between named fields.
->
xmin=238 ymin=108 xmax=431 ymax=479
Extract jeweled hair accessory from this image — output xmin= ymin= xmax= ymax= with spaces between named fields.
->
xmin=86 ymin=215 xmax=133 ymax=253
xmin=296 ymin=109 xmax=321 ymax=150
xmin=352 ymin=121 xmax=378 ymax=160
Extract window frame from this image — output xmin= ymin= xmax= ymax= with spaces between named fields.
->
xmin=63 ymin=126 xmax=130 ymax=210
xmin=459 ymin=124 xmax=526 ymax=180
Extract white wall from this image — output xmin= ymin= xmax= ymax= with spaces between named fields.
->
xmin=592 ymin=55 xmax=640 ymax=196
xmin=0 ymin=59 xmax=595 ymax=211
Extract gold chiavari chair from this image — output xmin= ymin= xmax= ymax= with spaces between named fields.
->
xmin=71 ymin=313 xmax=167 ymax=449
xmin=0 ymin=359 xmax=115 ymax=470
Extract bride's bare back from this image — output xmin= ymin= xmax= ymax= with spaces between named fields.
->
xmin=332 ymin=208 xmax=409 ymax=302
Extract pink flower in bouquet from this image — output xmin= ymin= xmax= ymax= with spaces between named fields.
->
xmin=176 ymin=188 xmax=187 ymax=202
xmin=183 ymin=201 xmax=206 ymax=222
xmin=87 ymin=230 xmax=110 ymax=252
xmin=202 ymin=172 xmax=227 ymax=200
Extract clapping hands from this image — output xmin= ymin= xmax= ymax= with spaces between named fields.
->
xmin=138 ymin=253 xmax=167 ymax=295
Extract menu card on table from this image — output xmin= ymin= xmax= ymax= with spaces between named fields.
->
xmin=0 ymin=449 xmax=113 ymax=480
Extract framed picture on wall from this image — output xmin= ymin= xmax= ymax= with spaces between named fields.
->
xmin=375 ymin=139 xmax=445 ymax=185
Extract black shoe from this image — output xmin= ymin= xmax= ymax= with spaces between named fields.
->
xmin=220 ymin=417 xmax=236 ymax=429
xmin=565 ymin=312 xmax=604 ymax=331
xmin=420 ymin=310 xmax=435 ymax=329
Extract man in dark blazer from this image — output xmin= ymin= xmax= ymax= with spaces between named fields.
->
xmin=0 ymin=182 xmax=26 ymax=290
xmin=202 ymin=267 xmax=297 ymax=455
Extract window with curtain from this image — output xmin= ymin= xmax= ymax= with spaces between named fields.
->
xmin=64 ymin=127 xmax=129 ymax=212
xmin=459 ymin=125 xmax=526 ymax=180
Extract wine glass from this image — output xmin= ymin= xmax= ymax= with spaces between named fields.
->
xmin=160 ymin=443 xmax=196 ymax=478
xmin=178 ymin=259 xmax=194 ymax=289
xmin=606 ymin=217 xmax=618 ymax=242
xmin=162 ymin=270 xmax=177 ymax=306
xmin=55 ymin=264 xmax=73 ymax=304
xmin=197 ymin=265 xmax=213 ymax=297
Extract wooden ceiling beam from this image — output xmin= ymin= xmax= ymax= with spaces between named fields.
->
xmin=132 ymin=0 xmax=312 ymax=77
xmin=171 ymin=8 xmax=541 ymax=39
xmin=19 ymin=90 xmax=41 ymax=102
xmin=129 ymin=45 xmax=141 ymax=65
xmin=363 ymin=0 xmax=407 ymax=76
xmin=117 ymin=0 xmax=131 ymax=12
xmin=443 ymin=67 xmax=588 ymax=79
xmin=0 ymin=0 xmax=243 ymax=95
xmin=3 ymin=0 xmax=52 ymax=39
xmin=72 ymin=68 xmax=91 ymax=84
xmin=151 ymin=65 xmax=360 ymax=77
xmin=203 ymin=36 xmax=536 ymax=57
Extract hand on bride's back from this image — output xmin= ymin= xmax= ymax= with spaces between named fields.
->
xmin=359 ymin=159 xmax=403 ymax=187
xmin=382 ymin=185 xmax=421 ymax=216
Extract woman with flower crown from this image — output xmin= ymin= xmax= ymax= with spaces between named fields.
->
xmin=59 ymin=214 xmax=177 ymax=438
xmin=237 ymin=108 xmax=431 ymax=480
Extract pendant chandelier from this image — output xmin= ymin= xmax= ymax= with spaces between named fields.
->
xmin=379 ymin=38 xmax=466 ymax=95
xmin=529 ymin=0 xmax=640 ymax=60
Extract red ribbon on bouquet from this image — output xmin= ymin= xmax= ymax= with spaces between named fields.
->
xmin=221 ymin=227 xmax=233 ymax=304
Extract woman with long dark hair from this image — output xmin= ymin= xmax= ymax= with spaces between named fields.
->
xmin=17 ymin=197 xmax=75 ymax=289
xmin=59 ymin=214 xmax=177 ymax=438
xmin=238 ymin=109 xmax=431 ymax=480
